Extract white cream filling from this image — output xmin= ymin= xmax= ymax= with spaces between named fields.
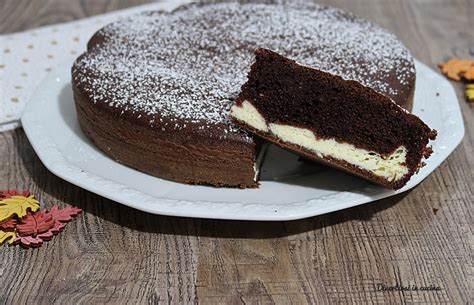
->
xmin=230 ymin=100 xmax=268 ymax=132
xmin=231 ymin=100 xmax=409 ymax=182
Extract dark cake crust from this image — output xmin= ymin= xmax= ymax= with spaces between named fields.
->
xmin=73 ymin=82 xmax=260 ymax=188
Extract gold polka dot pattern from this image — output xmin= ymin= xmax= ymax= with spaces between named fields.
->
xmin=0 ymin=1 xmax=190 ymax=132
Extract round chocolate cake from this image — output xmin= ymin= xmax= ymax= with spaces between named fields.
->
xmin=72 ymin=3 xmax=418 ymax=188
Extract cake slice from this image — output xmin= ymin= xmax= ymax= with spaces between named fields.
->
xmin=230 ymin=48 xmax=437 ymax=189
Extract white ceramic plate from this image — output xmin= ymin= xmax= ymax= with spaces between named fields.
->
xmin=21 ymin=60 xmax=464 ymax=220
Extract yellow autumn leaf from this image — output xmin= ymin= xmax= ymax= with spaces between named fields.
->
xmin=0 ymin=230 xmax=16 ymax=245
xmin=466 ymin=84 xmax=474 ymax=102
xmin=0 ymin=195 xmax=40 ymax=222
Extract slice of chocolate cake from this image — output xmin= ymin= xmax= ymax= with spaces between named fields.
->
xmin=230 ymin=49 xmax=437 ymax=189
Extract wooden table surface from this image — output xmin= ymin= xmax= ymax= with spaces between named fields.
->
xmin=1 ymin=0 xmax=472 ymax=304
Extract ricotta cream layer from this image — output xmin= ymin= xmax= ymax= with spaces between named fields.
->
xmin=230 ymin=100 xmax=409 ymax=182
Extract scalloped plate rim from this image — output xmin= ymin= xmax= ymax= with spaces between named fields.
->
xmin=21 ymin=59 xmax=464 ymax=220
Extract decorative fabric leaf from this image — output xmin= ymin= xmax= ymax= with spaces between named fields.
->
xmin=51 ymin=205 xmax=81 ymax=221
xmin=0 ymin=195 xmax=40 ymax=222
xmin=14 ymin=205 xmax=82 ymax=248
xmin=0 ymin=230 xmax=16 ymax=245
xmin=0 ymin=189 xmax=30 ymax=199
xmin=49 ymin=205 xmax=82 ymax=233
xmin=16 ymin=210 xmax=55 ymax=236
xmin=0 ymin=189 xmax=82 ymax=248
xmin=0 ymin=218 xmax=17 ymax=231
xmin=439 ymin=59 xmax=474 ymax=81
xmin=50 ymin=206 xmax=82 ymax=221
xmin=15 ymin=231 xmax=54 ymax=248
xmin=466 ymin=84 xmax=474 ymax=102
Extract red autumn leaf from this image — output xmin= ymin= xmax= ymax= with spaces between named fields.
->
xmin=14 ymin=205 xmax=82 ymax=248
xmin=15 ymin=231 xmax=54 ymax=248
xmin=16 ymin=210 xmax=55 ymax=236
xmin=48 ymin=205 xmax=82 ymax=233
xmin=0 ymin=218 xmax=17 ymax=231
xmin=50 ymin=205 xmax=82 ymax=222
xmin=0 ymin=189 xmax=30 ymax=199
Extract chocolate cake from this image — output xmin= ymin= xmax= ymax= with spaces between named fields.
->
xmin=231 ymin=49 xmax=436 ymax=189
xmin=72 ymin=2 xmax=429 ymax=188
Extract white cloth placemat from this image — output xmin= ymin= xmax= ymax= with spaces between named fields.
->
xmin=0 ymin=0 xmax=190 ymax=132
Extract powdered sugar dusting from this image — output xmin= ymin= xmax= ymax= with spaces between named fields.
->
xmin=73 ymin=3 xmax=415 ymax=138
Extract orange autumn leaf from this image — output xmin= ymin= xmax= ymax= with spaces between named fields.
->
xmin=464 ymin=68 xmax=474 ymax=81
xmin=439 ymin=59 xmax=474 ymax=81
xmin=0 ymin=195 xmax=40 ymax=223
